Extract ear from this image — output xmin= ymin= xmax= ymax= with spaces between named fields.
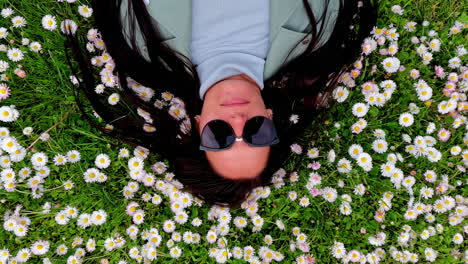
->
xmin=266 ymin=109 xmax=273 ymax=119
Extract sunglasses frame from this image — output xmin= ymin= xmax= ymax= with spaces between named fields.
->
xmin=199 ymin=116 xmax=280 ymax=152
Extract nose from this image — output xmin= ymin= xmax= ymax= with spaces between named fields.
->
xmin=228 ymin=113 xmax=248 ymax=138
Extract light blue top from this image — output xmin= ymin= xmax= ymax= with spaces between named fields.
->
xmin=190 ymin=0 xmax=270 ymax=100
xmin=127 ymin=0 xmax=341 ymax=99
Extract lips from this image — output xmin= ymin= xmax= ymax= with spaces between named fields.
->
xmin=220 ymin=98 xmax=250 ymax=106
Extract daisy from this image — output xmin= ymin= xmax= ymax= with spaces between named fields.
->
xmin=7 ymin=48 xmax=24 ymax=62
xmin=0 ymin=27 xmax=9 ymax=40
xmin=66 ymin=150 xmax=81 ymax=163
xmin=387 ymin=42 xmax=398 ymax=55
xmin=322 ymin=187 xmax=338 ymax=202
xmin=161 ymin=219 xmax=175 ymax=233
xmin=332 ymin=86 xmax=349 ymax=102
xmin=1 ymin=8 xmax=14 ymax=18
xmin=356 ymin=152 xmax=372 ymax=171
xmin=169 ymin=246 xmax=182 ymax=258
xmin=416 ymin=86 xmax=433 ymax=101
xmin=299 ymin=149 xmax=318 ymax=161
xmin=230 ymin=216 xmax=247 ymax=229
xmin=337 ymin=158 xmax=352 ymax=173
xmin=30 ymin=240 xmax=50 ymax=255
xmin=108 ymin=93 xmax=120 ymax=105
xmin=53 ymin=154 xmax=67 ymax=165
xmin=78 ymin=5 xmax=93 ymax=18
xmin=55 ymin=211 xmax=70 ymax=225
xmin=339 ymin=202 xmax=352 ymax=215
xmin=104 ymin=237 xmax=116 ymax=251
xmin=424 ymin=248 xmax=438 ymax=262
xmin=352 ymin=102 xmax=369 ymax=117
xmin=346 ymin=145 xmax=363 ymax=160
xmin=428 ymin=39 xmax=441 ymax=52
xmin=399 ymin=112 xmax=414 ymax=127
xmin=174 ymin=211 xmax=188 ymax=224
xmin=437 ymin=128 xmax=451 ymax=141
xmin=11 ymin=16 xmax=26 ymax=28
xmin=118 ymin=148 xmax=130 ymax=158
xmin=31 ymin=152 xmax=48 ymax=167
xmin=372 ymin=139 xmax=388 ymax=153
xmin=347 ymin=250 xmax=361 ymax=262
xmin=56 ymin=244 xmax=68 ymax=255
xmin=133 ymin=146 xmax=149 ymax=159
xmin=421 ymin=52 xmax=433 ymax=65
xmin=42 ymin=15 xmax=57 ymax=30
xmin=382 ymin=57 xmax=400 ymax=73
xmin=91 ymin=209 xmax=107 ymax=225
xmin=77 ymin=213 xmax=92 ymax=228
xmin=0 ymin=60 xmax=9 ymax=72
xmin=95 ymin=153 xmax=111 ymax=169
xmin=448 ymin=57 xmax=461 ymax=69
xmin=404 ymin=21 xmax=417 ymax=32
xmin=299 ymin=196 xmax=310 ymax=207
xmin=29 ymin=42 xmax=42 ymax=52
xmin=61 ymin=19 xmax=78 ymax=35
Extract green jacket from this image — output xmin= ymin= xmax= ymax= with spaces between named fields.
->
xmin=121 ymin=0 xmax=340 ymax=81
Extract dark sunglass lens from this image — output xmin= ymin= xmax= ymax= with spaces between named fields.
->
xmin=201 ymin=120 xmax=235 ymax=149
xmin=243 ymin=116 xmax=276 ymax=145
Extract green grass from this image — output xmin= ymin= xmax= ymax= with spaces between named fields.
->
xmin=0 ymin=0 xmax=467 ymax=263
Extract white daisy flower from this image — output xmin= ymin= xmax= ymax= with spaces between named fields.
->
xmin=108 ymin=93 xmax=120 ymax=105
xmin=95 ymin=153 xmax=111 ymax=169
xmin=382 ymin=57 xmax=400 ymax=73
xmin=118 ymin=148 xmax=130 ymax=158
xmin=338 ymin=201 xmax=352 ymax=215
xmin=56 ymin=244 xmax=68 ymax=255
xmin=30 ymin=240 xmax=50 ymax=255
xmin=66 ymin=150 xmax=81 ymax=163
xmin=60 ymin=19 xmax=78 ymax=35
xmin=29 ymin=42 xmax=42 ymax=52
xmin=452 ymin=233 xmax=463 ymax=244
xmin=399 ymin=112 xmax=414 ymax=127
xmin=348 ymin=144 xmax=363 ymax=159
xmin=7 ymin=48 xmax=24 ymax=62
xmin=0 ymin=60 xmax=9 ymax=72
xmin=322 ymin=187 xmax=338 ymax=202
xmin=448 ymin=57 xmax=461 ymax=69
xmin=372 ymin=139 xmax=388 ymax=153
xmin=421 ymin=52 xmax=433 ymax=65
xmin=404 ymin=21 xmax=417 ymax=32
xmin=337 ymin=158 xmax=352 ymax=173
xmin=354 ymin=184 xmax=366 ymax=195
xmin=332 ymin=86 xmax=349 ymax=103
xmin=77 ymin=213 xmax=92 ymax=228
xmin=42 ymin=15 xmax=57 ymax=30
xmin=31 ymin=152 xmax=48 ymax=167
xmin=169 ymin=246 xmax=182 ymax=258
xmin=11 ymin=16 xmax=26 ymax=28
xmin=1 ymin=8 xmax=14 ymax=18
xmin=91 ymin=209 xmax=107 ymax=225
xmin=352 ymin=103 xmax=369 ymax=117
xmin=424 ymin=248 xmax=437 ymax=262
xmin=428 ymin=39 xmax=441 ymax=52
xmin=84 ymin=239 xmax=95 ymax=253
xmin=163 ymin=219 xmax=176 ymax=233
xmin=0 ymin=27 xmax=8 ymax=39
xmin=78 ymin=5 xmax=93 ymax=18
xmin=55 ymin=211 xmax=70 ymax=225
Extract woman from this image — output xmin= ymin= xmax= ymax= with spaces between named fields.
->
xmin=64 ymin=0 xmax=377 ymax=206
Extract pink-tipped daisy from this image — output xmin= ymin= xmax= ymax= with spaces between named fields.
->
xmin=0 ymin=83 xmax=10 ymax=100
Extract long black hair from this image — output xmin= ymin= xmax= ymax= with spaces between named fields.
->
xmin=63 ymin=0 xmax=378 ymax=207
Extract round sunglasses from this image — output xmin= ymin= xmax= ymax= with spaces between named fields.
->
xmin=199 ymin=116 xmax=280 ymax=151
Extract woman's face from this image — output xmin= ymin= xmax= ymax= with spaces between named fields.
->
xmin=194 ymin=74 xmax=273 ymax=180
